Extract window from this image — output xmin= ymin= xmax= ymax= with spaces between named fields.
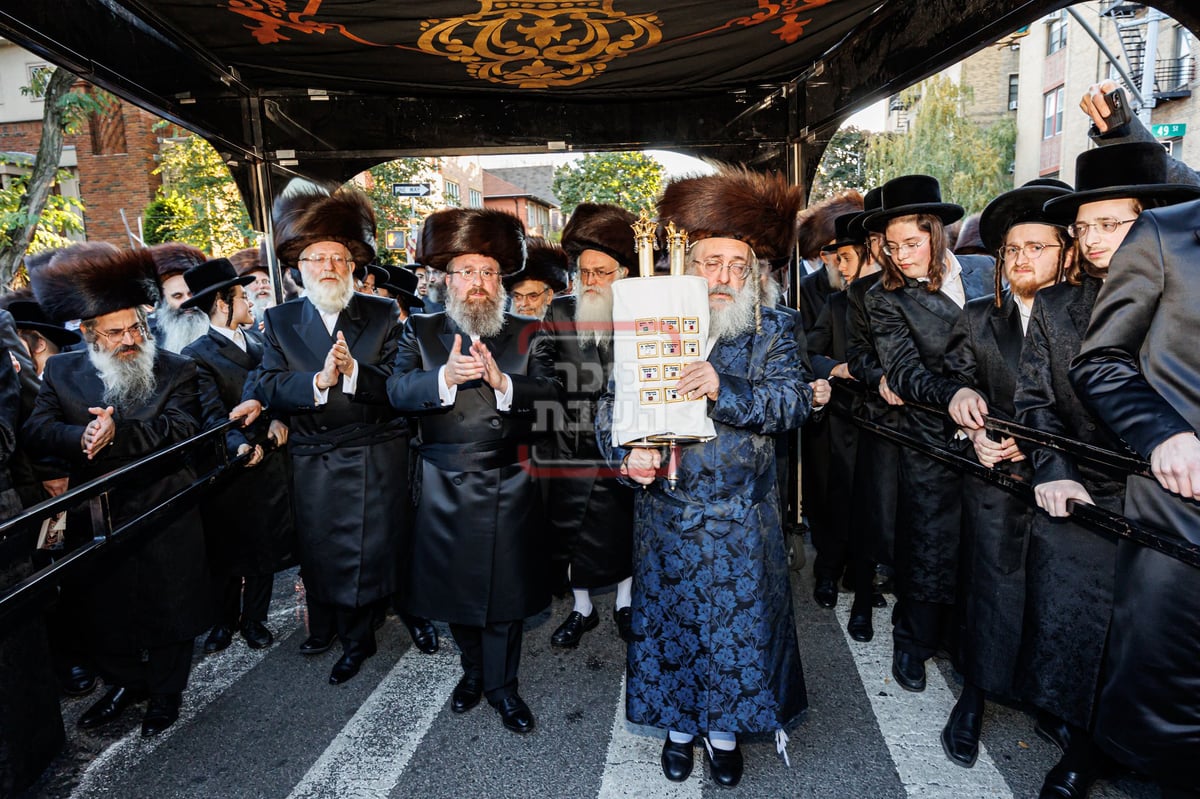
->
xmin=444 ymin=180 xmax=461 ymax=206
xmin=1046 ymin=11 xmax=1067 ymax=55
xmin=25 ymin=63 xmax=52 ymax=100
xmin=1008 ymin=74 xmax=1019 ymax=110
xmin=1043 ymin=86 xmax=1065 ymax=138
xmin=468 ymin=188 xmax=483 ymax=208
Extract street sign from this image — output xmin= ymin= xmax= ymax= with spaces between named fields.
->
xmin=384 ymin=230 xmax=407 ymax=250
xmin=1151 ymin=123 xmax=1187 ymax=138
xmin=392 ymin=182 xmax=432 ymax=197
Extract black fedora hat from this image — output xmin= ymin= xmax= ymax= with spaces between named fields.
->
xmin=979 ymin=179 xmax=1073 ymax=252
xmin=1043 ymin=142 xmax=1200 ymax=222
xmin=829 ymin=211 xmax=867 ymax=250
xmin=379 ymin=265 xmax=424 ymax=310
xmin=503 ymin=239 xmax=569 ymax=293
xmin=7 ymin=299 xmax=81 ymax=349
xmin=846 ymin=186 xmax=882 ymax=240
xmin=862 ymin=175 xmax=964 ymax=232
xmin=365 ymin=262 xmax=389 ymax=286
xmin=180 ymin=258 xmax=254 ymax=311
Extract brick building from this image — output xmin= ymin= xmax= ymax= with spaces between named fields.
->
xmin=481 ymin=171 xmax=558 ymax=237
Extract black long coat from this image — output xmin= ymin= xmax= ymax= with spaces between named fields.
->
xmin=22 ymin=350 xmax=212 ymax=652
xmin=255 ymin=294 xmax=408 ymax=609
xmin=182 ymin=328 xmax=295 ymax=577
xmin=541 ymin=296 xmax=632 ymax=589
xmin=1070 ymin=203 xmax=1200 ymax=785
xmin=797 ymin=268 xmax=833 ymax=333
xmin=943 ymin=292 xmax=1033 ymax=697
xmin=1012 ymin=276 xmax=1125 ymax=730
xmin=864 ymin=256 xmax=993 ymax=603
xmin=388 ymin=312 xmax=562 ymax=626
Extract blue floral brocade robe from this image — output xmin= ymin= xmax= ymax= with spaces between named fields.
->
xmin=597 ymin=307 xmax=813 ymax=735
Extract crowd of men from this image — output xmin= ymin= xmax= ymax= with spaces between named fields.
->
xmin=0 ymin=79 xmax=1197 ymax=797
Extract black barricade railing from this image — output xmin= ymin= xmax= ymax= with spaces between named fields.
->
xmin=830 ymin=380 xmax=1200 ymax=570
xmin=0 ymin=417 xmax=266 ymax=633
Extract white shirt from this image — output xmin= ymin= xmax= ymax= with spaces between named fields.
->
xmin=210 ymin=323 xmax=246 ymax=352
xmin=436 ymin=334 xmax=514 ymax=411
xmin=938 ymin=252 xmax=967 ymax=309
xmin=312 ymin=306 xmax=359 ymax=404
xmin=1016 ymin=294 xmax=1034 ymax=334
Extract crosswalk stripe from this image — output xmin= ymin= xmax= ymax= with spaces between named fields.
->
xmin=285 ymin=646 xmax=462 ymax=799
xmin=596 ymin=674 xmax=705 ymax=799
xmin=834 ymin=602 xmax=1015 ymax=799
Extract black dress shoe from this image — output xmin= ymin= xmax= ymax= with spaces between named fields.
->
xmin=494 ymin=694 xmax=535 ymax=734
xmin=812 ymin=578 xmax=838 ymax=608
xmin=941 ymin=696 xmax=983 ymax=767
xmin=299 ymin=634 xmax=334 ymax=655
xmin=660 ymin=737 xmax=694 ymax=782
xmin=401 ymin=614 xmax=439 ymax=654
xmin=1035 ymin=711 xmax=1071 ymax=755
xmin=613 ymin=607 xmax=635 ymax=643
xmin=60 ymin=665 xmax=98 ymax=697
xmin=203 ymin=625 xmax=234 ymax=654
xmin=328 ymin=641 xmax=377 ymax=685
xmin=79 ymin=685 xmax=141 ymax=729
xmin=892 ymin=650 xmax=926 ymax=692
xmin=451 ymin=673 xmax=483 ymax=713
xmin=705 ymin=740 xmax=744 ymax=788
xmin=847 ymin=606 xmax=874 ymax=642
xmin=1039 ymin=763 xmax=1096 ymax=798
xmin=141 ymin=693 xmax=180 ymax=737
xmin=240 ymin=620 xmax=273 ymax=650
xmin=550 ymin=609 xmax=599 ymax=648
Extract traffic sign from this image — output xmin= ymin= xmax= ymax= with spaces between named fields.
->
xmin=1151 ymin=123 xmax=1187 ymax=138
xmin=384 ymin=230 xmax=407 ymax=250
xmin=392 ymin=182 xmax=432 ymax=197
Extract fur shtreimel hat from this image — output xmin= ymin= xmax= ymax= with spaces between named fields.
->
xmin=32 ymin=242 xmax=160 ymax=323
xmin=658 ymin=167 xmax=805 ymax=266
xmin=148 ymin=242 xmax=207 ymax=281
xmin=504 ymin=238 xmax=569 ymax=292
xmin=273 ymin=183 xmax=376 ymax=278
xmin=561 ymin=203 xmax=638 ymax=270
xmin=229 ymin=243 xmax=269 ymax=278
xmin=417 ymin=208 xmax=526 ymax=276
xmin=796 ymin=190 xmax=864 ymax=260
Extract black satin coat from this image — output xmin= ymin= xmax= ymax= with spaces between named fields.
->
xmin=388 ymin=312 xmax=562 ymax=626
xmin=255 ymin=294 xmax=408 ymax=609
xmin=22 ymin=350 xmax=212 ymax=652
xmin=943 ymin=292 xmax=1033 ymax=697
xmin=864 ymin=255 xmax=993 ymax=603
xmin=541 ymin=297 xmax=632 ymax=588
xmin=1069 ymin=203 xmax=1200 ymax=785
xmin=182 ymin=327 xmax=296 ymax=577
xmin=1012 ymin=276 xmax=1125 ymax=730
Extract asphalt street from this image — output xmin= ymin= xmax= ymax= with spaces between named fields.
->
xmin=22 ymin=554 xmax=1161 ymax=799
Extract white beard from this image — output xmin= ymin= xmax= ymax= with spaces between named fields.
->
xmin=249 ymin=294 xmax=274 ymax=323
xmin=760 ymin=277 xmax=782 ymax=309
xmin=574 ymin=288 xmax=615 ymax=348
xmin=303 ymin=273 xmax=354 ymax=315
xmin=88 ymin=335 xmax=158 ymax=409
xmin=446 ymin=286 xmax=506 ymax=339
xmin=708 ymin=282 xmax=756 ymax=340
xmin=155 ymin=301 xmax=209 ymax=354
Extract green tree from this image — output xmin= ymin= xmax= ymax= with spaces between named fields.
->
xmin=552 ymin=152 xmax=664 ymax=217
xmin=866 ymin=75 xmax=1016 ymax=215
xmin=148 ymin=126 xmax=254 ymax=255
xmin=362 ymin=159 xmax=438 ymax=266
xmin=811 ymin=126 xmax=873 ymax=202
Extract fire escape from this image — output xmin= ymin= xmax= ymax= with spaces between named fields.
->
xmin=1102 ymin=1 xmax=1194 ymax=102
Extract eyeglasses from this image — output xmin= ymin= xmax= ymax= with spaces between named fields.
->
xmin=1067 ymin=219 xmax=1137 ymax=238
xmin=1001 ymin=242 xmax=1062 ymax=260
xmin=512 ymin=288 xmax=549 ymax=301
xmin=692 ymin=258 xmax=752 ymax=279
xmin=94 ymin=323 xmax=146 ymax=344
xmin=881 ymin=237 xmax=930 ymax=258
xmin=577 ymin=267 xmax=620 ymax=282
xmin=298 ymin=254 xmax=354 ymax=266
xmin=449 ymin=268 xmax=499 ymax=282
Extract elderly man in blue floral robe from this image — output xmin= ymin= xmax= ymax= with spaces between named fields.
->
xmin=597 ymin=168 xmax=815 ymax=788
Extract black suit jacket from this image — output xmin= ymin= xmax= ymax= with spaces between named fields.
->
xmin=944 ymin=292 xmax=1025 ymax=419
xmin=797 ymin=268 xmax=833 ymax=333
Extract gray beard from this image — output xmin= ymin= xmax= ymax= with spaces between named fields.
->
xmin=88 ymin=336 xmax=158 ymax=409
xmin=708 ymin=283 xmax=756 ymax=340
xmin=760 ymin=277 xmax=782 ymax=309
xmin=156 ymin=302 xmax=209 ymax=354
xmin=446 ymin=287 xmax=506 ymax=339
xmin=249 ymin=295 xmax=274 ymax=323
xmin=303 ymin=274 xmax=354 ymax=315
xmin=426 ymin=278 xmax=445 ymax=304
xmin=574 ymin=289 xmax=614 ymax=348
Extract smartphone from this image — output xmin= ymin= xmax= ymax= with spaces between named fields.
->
xmin=1102 ymin=86 xmax=1132 ymax=129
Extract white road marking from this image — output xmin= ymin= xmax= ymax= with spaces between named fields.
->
xmin=834 ymin=601 xmax=1015 ymax=798
xmin=285 ymin=646 xmax=461 ymax=799
xmin=597 ymin=674 xmax=705 ymax=799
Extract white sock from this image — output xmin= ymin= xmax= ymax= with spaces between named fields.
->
xmin=668 ymin=730 xmax=694 ymax=744
xmin=707 ymin=731 xmax=736 ymax=750
xmin=615 ymin=577 xmax=633 ymax=610
xmin=572 ymin=589 xmax=593 ymax=616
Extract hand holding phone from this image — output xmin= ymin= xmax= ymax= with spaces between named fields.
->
xmin=1101 ymin=86 xmax=1132 ymax=131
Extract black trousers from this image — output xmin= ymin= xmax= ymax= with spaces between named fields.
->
xmin=449 ymin=620 xmax=523 ymax=705
xmin=217 ymin=575 xmax=272 ymax=626
xmin=95 ymin=639 xmax=194 ymax=695
xmin=893 ymin=597 xmax=953 ymax=661
xmin=308 ymin=599 xmax=376 ymax=655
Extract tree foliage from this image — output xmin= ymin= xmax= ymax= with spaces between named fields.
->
xmin=147 ymin=126 xmax=254 ymax=255
xmin=865 ymin=75 xmax=1017 ymax=215
xmin=362 ymin=159 xmax=438 ymax=266
xmin=811 ymin=126 xmax=873 ymax=202
xmin=552 ymin=152 xmax=664 ymax=217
